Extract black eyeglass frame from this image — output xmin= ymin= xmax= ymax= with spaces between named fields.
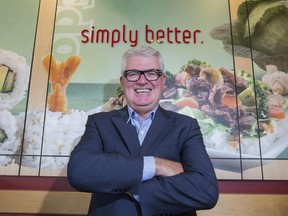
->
xmin=122 ymin=69 xmax=163 ymax=82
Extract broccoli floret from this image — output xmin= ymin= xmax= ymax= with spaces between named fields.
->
xmin=236 ymin=69 xmax=253 ymax=86
xmin=236 ymin=70 xmax=270 ymax=119
xmin=180 ymin=59 xmax=211 ymax=71
xmin=187 ymin=59 xmax=211 ymax=67
xmin=236 ymin=69 xmax=271 ymax=135
xmin=115 ymin=86 xmax=124 ymax=98
xmin=254 ymin=80 xmax=271 ymax=120
xmin=165 ymin=71 xmax=175 ymax=89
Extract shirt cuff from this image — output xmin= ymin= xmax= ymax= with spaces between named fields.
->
xmin=142 ymin=156 xmax=156 ymax=182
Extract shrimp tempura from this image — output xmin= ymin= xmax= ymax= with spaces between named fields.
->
xmin=42 ymin=54 xmax=81 ymax=113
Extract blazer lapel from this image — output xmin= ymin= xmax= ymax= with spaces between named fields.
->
xmin=111 ymin=108 xmax=141 ymax=156
xmin=139 ymin=107 xmax=173 ymax=156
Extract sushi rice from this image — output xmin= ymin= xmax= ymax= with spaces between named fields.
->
xmin=17 ymin=109 xmax=87 ymax=169
xmin=0 ymin=49 xmax=30 ymax=110
xmin=0 ymin=110 xmax=22 ymax=165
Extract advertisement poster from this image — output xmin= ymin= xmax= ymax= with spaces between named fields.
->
xmin=0 ymin=0 xmax=288 ymax=180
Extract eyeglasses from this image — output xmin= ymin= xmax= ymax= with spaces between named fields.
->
xmin=123 ymin=69 xmax=163 ymax=82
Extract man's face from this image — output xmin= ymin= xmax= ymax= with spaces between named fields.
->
xmin=120 ymin=55 xmax=166 ymax=116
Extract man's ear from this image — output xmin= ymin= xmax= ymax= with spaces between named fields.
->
xmin=162 ymin=75 xmax=167 ymax=84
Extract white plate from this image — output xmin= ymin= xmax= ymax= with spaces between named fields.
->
xmin=207 ymin=132 xmax=288 ymax=172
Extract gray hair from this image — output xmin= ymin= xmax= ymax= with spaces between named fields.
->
xmin=121 ymin=45 xmax=166 ymax=75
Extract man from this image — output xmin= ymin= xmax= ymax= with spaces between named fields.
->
xmin=68 ymin=46 xmax=219 ymax=216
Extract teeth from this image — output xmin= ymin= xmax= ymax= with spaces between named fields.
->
xmin=135 ymin=89 xmax=151 ymax=93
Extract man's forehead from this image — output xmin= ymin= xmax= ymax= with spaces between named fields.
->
xmin=125 ymin=56 xmax=161 ymax=69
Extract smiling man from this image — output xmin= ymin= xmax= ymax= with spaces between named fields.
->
xmin=68 ymin=46 xmax=219 ymax=216
xmin=120 ymin=50 xmax=166 ymax=120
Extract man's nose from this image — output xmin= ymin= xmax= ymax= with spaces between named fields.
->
xmin=137 ymin=74 xmax=148 ymax=82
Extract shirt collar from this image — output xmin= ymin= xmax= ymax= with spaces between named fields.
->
xmin=126 ymin=105 xmax=158 ymax=124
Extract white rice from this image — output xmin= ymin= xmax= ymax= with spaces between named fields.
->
xmin=0 ymin=49 xmax=30 ymax=110
xmin=17 ymin=109 xmax=87 ymax=169
xmin=0 ymin=110 xmax=22 ymax=165
xmin=204 ymin=129 xmax=236 ymax=153
xmin=204 ymin=117 xmax=288 ymax=157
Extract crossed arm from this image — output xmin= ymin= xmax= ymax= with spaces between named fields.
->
xmin=68 ymin=114 xmax=218 ymax=214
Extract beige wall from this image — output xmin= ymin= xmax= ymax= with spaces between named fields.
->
xmin=0 ymin=190 xmax=287 ymax=215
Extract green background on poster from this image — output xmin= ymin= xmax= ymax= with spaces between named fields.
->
xmin=53 ymin=0 xmax=238 ymax=84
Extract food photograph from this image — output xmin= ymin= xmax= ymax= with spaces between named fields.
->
xmin=1 ymin=0 xmax=288 ymax=215
xmin=0 ymin=0 xmax=288 ymax=180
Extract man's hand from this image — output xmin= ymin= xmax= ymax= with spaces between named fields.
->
xmin=154 ymin=157 xmax=184 ymax=177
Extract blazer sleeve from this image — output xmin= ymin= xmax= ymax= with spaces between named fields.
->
xmin=138 ymin=118 xmax=219 ymax=215
xmin=67 ymin=114 xmax=143 ymax=194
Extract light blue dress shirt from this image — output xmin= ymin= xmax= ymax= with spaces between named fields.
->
xmin=127 ymin=106 xmax=156 ymax=182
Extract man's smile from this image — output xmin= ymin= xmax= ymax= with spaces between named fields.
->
xmin=134 ymin=88 xmax=152 ymax=93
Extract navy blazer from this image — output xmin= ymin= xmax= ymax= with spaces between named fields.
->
xmin=68 ymin=106 xmax=218 ymax=216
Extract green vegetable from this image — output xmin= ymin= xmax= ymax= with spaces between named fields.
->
xmin=236 ymin=69 xmax=271 ymax=120
xmin=255 ymin=80 xmax=271 ymax=120
xmin=177 ymin=106 xmax=228 ymax=136
xmin=210 ymin=0 xmax=288 ymax=72
xmin=283 ymin=99 xmax=288 ymax=112
xmin=164 ymin=71 xmax=175 ymax=89
xmin=180 ymin=59 xmax=211 ymax=71
xmin=115 ymin=86 xmax=123 ymax=98
xmin=0 ymin=128 xmax=7 ymax=143
xmin=238 ymin=87 xmax=255 ymax=107
xmin=0 ymin=65 xmax=16 ymax=93
xmin=236 ymin=69 xmax=253 ymax=86
xmin=186 ymin=59 xmax=211 ymax=67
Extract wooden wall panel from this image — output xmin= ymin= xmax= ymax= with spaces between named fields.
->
xmin=0 ymin=190 xmax=90 ymax=215
xmin=199 ymin=194 xmax=288 ymax=216
xmin=0 ymin=190 xmax=287 ymax=216
xmin=27 ymin=0 xmax=57 ymax=111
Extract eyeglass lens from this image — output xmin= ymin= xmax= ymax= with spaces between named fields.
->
xmin=124 ymin=70 xmax=162 ymax=81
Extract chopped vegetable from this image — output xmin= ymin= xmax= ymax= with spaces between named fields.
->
xmin=164 ymin=71 xmax=175 ymax=89
xmin=255 ymin=80 xmax=271 ymax=120
xmin=115 ymin=86 xmax=124 ymax=98
xmin=180 ymin=59 xmax=210 ymax=71
xmin=222 ymin=95 xmax=240 ymax=108
xmin=0 ymin=128 xmax=7 ymax=143
xmin=0 ymin=65 xmax=16 ymax=93
xmin=236 ymin=70 xmax=253 ymax=86
xmin=269 ymin=105 xmax=285 ymax=119
xmin=238 ymin=87 xmax=255 ymax=106
xmin=175 ymin=97 xmax=199 ymax=109
xmin=236 ymin=69 xmax=271 ymax=120
xmin=186 ymin=59 xmax=211 ymax=67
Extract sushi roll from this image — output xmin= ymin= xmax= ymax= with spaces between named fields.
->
xmin=0 ymin=49 xmax=30 ymax=110
xmin=0 ymin=110 xmax=21 ymax=165
xmin=18 ymin=109 xmax=87 ymax=169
